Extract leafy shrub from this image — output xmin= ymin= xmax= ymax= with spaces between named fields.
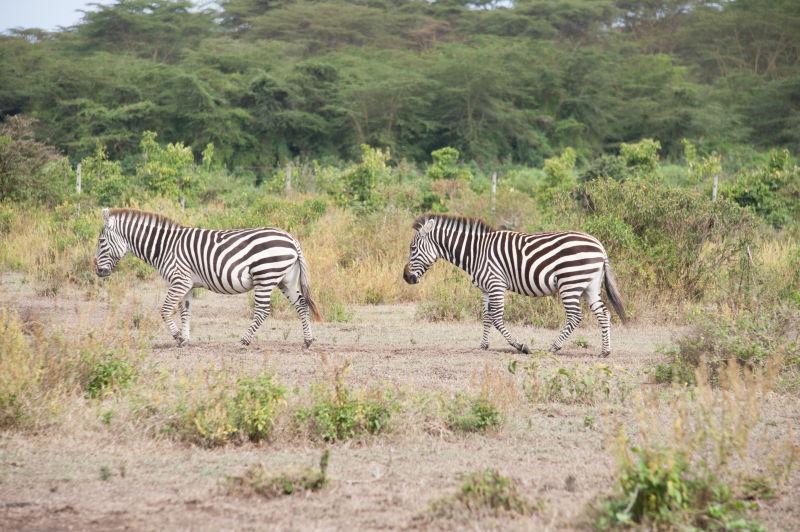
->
xmin=80 ymin=143 xmax=132 ymax=205
xmin=297 ymin=362 xmax=396 ymax=442
xmin=340 ymin=144 xmax=391 ymax=210
xmin=522 ymin=362 xmax=621 ymax=405
xmin=576 ymin=178 xmax=757 ymax=300
xmin=0 ymin=115 xmax=72 ymax=205
xmin=427 ymin=147 xmax=472 ymax=181
xmin=724 ymin=149 xmax=799 ymax=228
xmin=85 ymin=353 xmax=137 ymax=398
xmin=595 ymin=359 xmax=788 ymax=530
xmin=429 ymin=469 xmax=535 ymax=519
xmin=226 ymin=450 xmax=330 ymax=499
xmin=595 ymin=447 xmax=761 ymax=530
xmin=444 ymin=394 xmax=502 ymax=433
xmin=137 ymin=131 xmax=197 ymax=201
xmin=176 ymin=373 xmax=286 ymax=447
xmin=619 ymin=138 xmax=661 ymax=175
xmin=0 ymin=308 xmax=119 ymax=429
xmin=654 ymin=308 xmax=799 ymax=386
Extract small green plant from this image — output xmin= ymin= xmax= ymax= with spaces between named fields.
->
xmin=444 ymin=394 xmax=502 ymax=433
xmin=426 ymin=147 xmax=472 ymax=181
xmin=99 ymin=465 xmax=112 ymax=481
xmin=594 ymin=446 xmax=762 ymax=530
xmin=522 ymin=362 xmax=619 ymax=405
xmin=574 ymin=337 xmax=589 ymax=349
xmin=429 ymin=469 xmax=535 ymax=519
xmin=226 ymin=450 xmax=330 ymax=499
xmin=177 ymin=373 xmax=286 ymax=447
xmin=297 ymin=361 xmax=396 ymax=442
xmin=85 ymin=354 xmax=137 ymax=398
xmin=101 ymin=410 xmax=114 ymax=425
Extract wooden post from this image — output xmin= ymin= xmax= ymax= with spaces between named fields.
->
xmin=76 ymin=163 xmax=82 ymax=195
xmin=285 ymin=163 xmax=292 ymax=194
xmin=712 ymin=174 xmax=718 ymax=202
xmin=491 ymin=171 xmax=497 ymax=215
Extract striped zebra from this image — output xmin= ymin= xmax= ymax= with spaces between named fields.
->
xmin=403 ymin=214 xmax=625 ymax=356
xmin=94 ymin=208 xmax=321 ymax=348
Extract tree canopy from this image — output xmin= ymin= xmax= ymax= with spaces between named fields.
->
xmin=1 ymin=0 xmax=797 ymax=172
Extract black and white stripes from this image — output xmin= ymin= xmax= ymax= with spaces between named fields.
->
xmin=403 ymin=214 xmax=625 ymax=356
xmin=94 ymin=208 xmax=321 ymax=348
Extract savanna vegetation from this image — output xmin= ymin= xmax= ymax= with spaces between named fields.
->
xmin=1 ymin=0 xmax=799 ymax=529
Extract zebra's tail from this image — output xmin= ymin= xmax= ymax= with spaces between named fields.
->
xmin=603 ymin=258 xmax=627 ymax=323
xmin=296 ymin=244 xmax=323 ymax=322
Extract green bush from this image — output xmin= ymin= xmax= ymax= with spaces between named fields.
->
xmin=655 ymin=308 xmax=799 ymax=386
xmin=595 ymin=447 xmax=762 ymax=530
xmin=340 ymin=144 xmax=391 ymax=211
xmin=0 ymin=115 xmax=72 ymax=205
xmin=444 ymin=394 xmax=502 ymax=433
xmin=85 ymin=353 xmax=137 ymax=398
xmin=427 ymin=147 xmax=472 ymax=181
xmin=176 ymin=373 xmax=286 ymax=447
xmin=724 ymin=149 xmax=799 ymax=228
xmin=297 ymin=374 xmax=396 ymax=442
xmin=576 ymin=178 xmax=758 ymax=300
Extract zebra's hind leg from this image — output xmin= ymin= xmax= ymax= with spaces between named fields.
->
xmin=480 ymin=291 xmax=491 ymax=350
xmin=240 ymin=282 xmax=275 ymax=346
xmin=180 ymin=289 xmax=193 ymax=346
xmin=161 ymin=280 xmax=192 ymax=347
xmin=487 ymin=288 xmax=529 ymax=354
xmin=279 ymin=261 xmax=314 ymax=348
xmin=549 ymin=290 xmax=583 ymax=354
xmin=585 ymin=276 xmax=611 ymax=356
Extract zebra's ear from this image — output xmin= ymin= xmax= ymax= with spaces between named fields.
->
xmin=418 ymin=218 xmax=435 ymax=236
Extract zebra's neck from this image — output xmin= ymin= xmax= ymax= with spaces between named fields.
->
xmin=430 ymin=218 xmax=491 ymax=274
xmin=115 ymin=212 xmax=182 ymax=271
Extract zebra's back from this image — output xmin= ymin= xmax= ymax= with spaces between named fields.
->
xmin=491 ymin=230 xmax=607 ymax=297
xmin=175 ymin=227 xmax=299 ymax=294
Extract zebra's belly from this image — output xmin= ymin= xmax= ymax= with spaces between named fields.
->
xmin=190 ymin=270 xmax=253 ymax=294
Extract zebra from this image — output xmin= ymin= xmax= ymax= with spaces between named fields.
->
xmin=93 ymin=208 xmax=322 ymax=348
xmin=402 ymin=214 xmax=625 ymax=356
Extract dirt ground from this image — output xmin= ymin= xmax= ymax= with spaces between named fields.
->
xmin=1 ymin=274 xmax=798 ymax=531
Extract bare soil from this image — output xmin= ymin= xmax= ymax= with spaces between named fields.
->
xmin=1 ymin=274 xmax=798 ymax=531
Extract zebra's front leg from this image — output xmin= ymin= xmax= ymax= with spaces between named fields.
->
xmin=480 ymin=291 xmax=491 ymax=350
xmin=550 ymin=295 xmax=582 ymax=353
xmin=241 ymin=283 xmax=275 ymax=346
xmin=161 ymin=281 xmax=192 ymax=347
xmin=180 ymin=289 xmax=193 ymax=346
xmin=487 ymin=289 xmax=529 ymax=354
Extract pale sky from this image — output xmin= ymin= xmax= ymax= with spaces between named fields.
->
xmin=0 ymin=1 xmax=115 ymax=33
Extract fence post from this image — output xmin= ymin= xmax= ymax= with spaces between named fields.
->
xmin=491 ymin=171 xmax=497 ymax=215
xmin=712 ymin=174 xmax=718 ymax=202
xmin=76 ymin=163 xmax=82 ymax=195
xmin=285 ymin=163 xmax=292 ymax=194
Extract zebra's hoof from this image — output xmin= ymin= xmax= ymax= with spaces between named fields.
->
xmin=549 ymin=345 xmax=562 ymax=353
xmin=304 ymin=338 xmax=314 ymax=349
xmin=599 ymin=351 xmax=611 ymax=358
xmin=479 ymin=342 xmax=489 ymax=350
xmin=240 ymin=338 xmax=251 ymax=347
xmin=519 ymin=344 xmax=530 ymax=354
xmin=178 ymin=338 xmax=188 ymax=348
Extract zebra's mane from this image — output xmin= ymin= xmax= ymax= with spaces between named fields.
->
xmin=109 ymin=208 xmax=183 ymax=228
xmin=413 ymin=214 xmax=495 ymax=233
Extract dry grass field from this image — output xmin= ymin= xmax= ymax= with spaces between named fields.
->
xmin=1 ymin=273 xmax=798 ymax=531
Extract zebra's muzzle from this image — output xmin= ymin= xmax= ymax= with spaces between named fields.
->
xmin=403 ymin=265 xmax=418 ymax=284
xmin=96 ymin=266 xmax=111 ymax=278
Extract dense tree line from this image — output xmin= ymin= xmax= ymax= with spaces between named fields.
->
xmin=1 ymin=0 xmax=798 ymax=174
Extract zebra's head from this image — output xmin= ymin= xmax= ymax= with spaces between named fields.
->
xmin=94 ymin=208 xmax=127 ymax=278
xmin=403 ymin=217 xmax=438 ymax=284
